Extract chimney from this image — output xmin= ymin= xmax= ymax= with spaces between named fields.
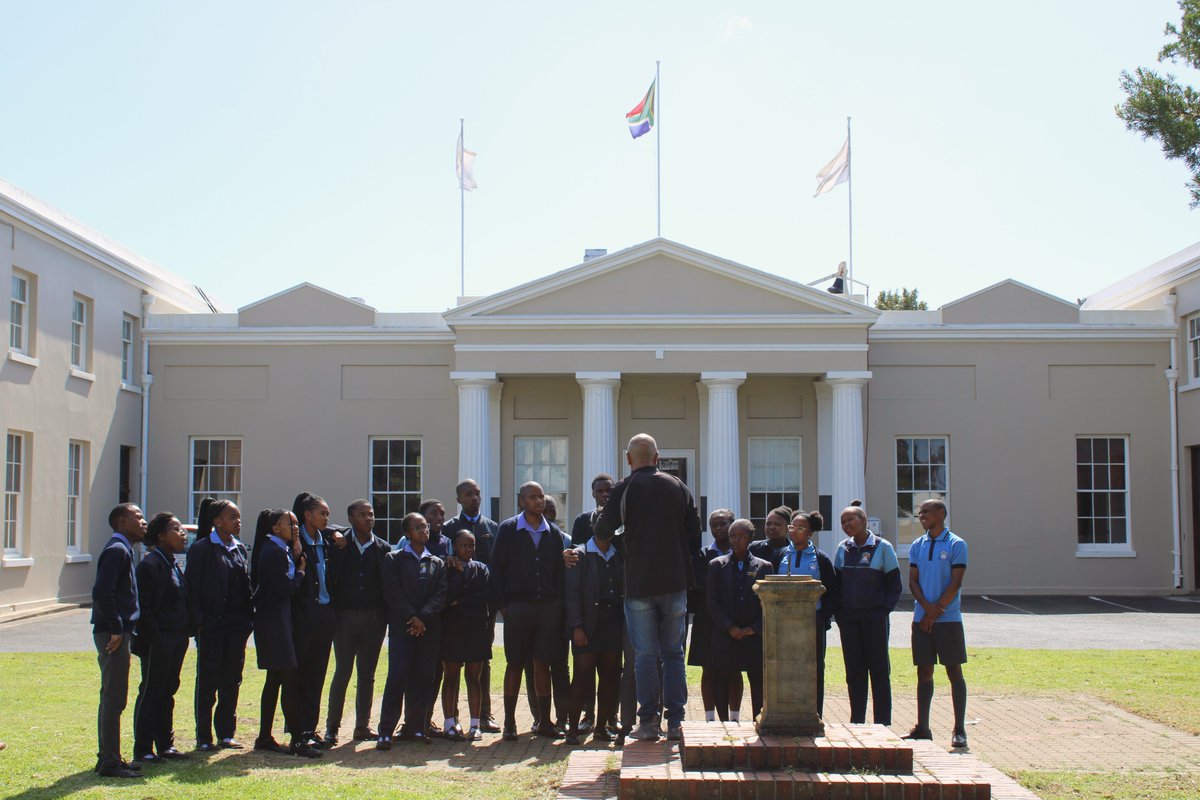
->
xmin=583 ymin=248 xmax=607 ymax=262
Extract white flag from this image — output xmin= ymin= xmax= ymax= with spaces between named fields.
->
xmin=456 ymin=132 xmax=477 ymax=192
xmin=814 ymin=137 xmax=849 ymax=197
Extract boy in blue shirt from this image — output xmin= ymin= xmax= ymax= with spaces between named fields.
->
xmin=904 ymin=499 xmax=968 ymax=749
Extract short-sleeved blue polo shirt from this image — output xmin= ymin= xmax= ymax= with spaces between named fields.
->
xmin=908 ymin=528 xmax=968 ymax=623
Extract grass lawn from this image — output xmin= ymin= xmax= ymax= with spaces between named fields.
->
xmin=0 ymin=647 xmax=1196 ymax=799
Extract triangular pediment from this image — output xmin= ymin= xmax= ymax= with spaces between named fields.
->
xmin=446 ymin=240 xmax=878 ymax=326
xmin=942 ymin=279 xmax=1078 ymax=324
xmin=238 ymin=283 xmax=376 ymax=327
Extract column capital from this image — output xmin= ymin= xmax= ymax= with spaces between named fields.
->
xmin=451 ymin=371 xmax=498 ymax=386
xmin=701 ymin=371 xmax=747 ymax=388
xmin=576 ymin=371 xmax=622 ymax=387
xmin=823 ymin=370 xmax=872 ymax=386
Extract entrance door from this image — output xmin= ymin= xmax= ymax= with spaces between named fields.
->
xmin=657 ymin=449 xmax=696 ymax=497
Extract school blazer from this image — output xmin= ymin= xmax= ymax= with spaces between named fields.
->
xmin=381 ymin=549 xmax=448 ymax=632
xmin=135 ymin=549 xmax=190 ymax=645
xmin=444 ymin=559 xmax=490 ymax=621
xmin=563 ymin=545 xmax=625 ymax=641
xmin=185 ymin=535 xmax=253 ymax=633
xmin=91 ymin=535 xmax=139 ymax=635
xmin=295 ymin=527 xmax=341 ymax=625
xmin=253 ymin=543 xmax=306 ymax=670
xmin=706 ymin=554 xmax=774 ymax=635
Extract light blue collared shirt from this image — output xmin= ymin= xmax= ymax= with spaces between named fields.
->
xmin=780 ymin=540 xmax=822 ymax=610
xmin=269 ymin=535 xmax=295 ymax=579
xmin=516 ymin=513 xmax=549 ymax=548
xmin=586 ymin=536 xmax=617 ymax=562
xmin=300 ymin=527 xmax=330 ymax=605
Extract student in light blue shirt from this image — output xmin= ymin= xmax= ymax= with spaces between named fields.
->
xmin=777 ymin=510 xmax=838 ymax=718
xmin=904 ymin=498 xmax=969 ymax=749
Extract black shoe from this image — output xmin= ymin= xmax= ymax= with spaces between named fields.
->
xmin=291 ymin=740 xmax=323 ymax=759
xmin=121 ymin=760 xmax=143 ymax=772
xmin=304 ymin=733 xmax=329 ymax=750
xmin=564 ymin=732 xmax=581 ymax=746
xmin=412 ymin=731 xmax=432 ymax=745
xmin=480 ymin=718 xmax=501 ymax=733
xmin=427 ymin=726 xmax=446 ymax=739
xmin=502 ymin=725 xmax=518 ymax=742
xmin=321 ymin=732 xmax=339 ymax=748
xmin=254 ymin=736 xmax=290 ymax=754
xmin=196 ymin=742 xmax=219 ymax=753
xmin=375 ymin=735 xmax=392 ymax=751
xmin=534 ymin=723 xmax=564 ymax=739
xmin=951 ymin=731 xmax=968 ymax=749
xmin=219 ymin=738 xmax=244 ymax=749
xmin=353 ymin=727 xmax=377 ymax=741
xmin=902 ymin=726 xmax=933 ymax=741
xmin=132 ymin=753 xmax=162 ymax=765
xmin=97 ymin=764 xmax=142 ymax=778
xmin=445 ymin=726 xmax=467 ymax=742
xmin=577 ymin=717 xmax=594 ymax=735
xmin=159 ymin=747 xmax=190 ymax=760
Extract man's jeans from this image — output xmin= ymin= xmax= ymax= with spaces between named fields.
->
xmin=624 ymin=591 xmax=688 ymax=726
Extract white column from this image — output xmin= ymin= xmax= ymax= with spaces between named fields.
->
xmin=825 ymin=371 xmax=871 ymax=526
xmin=488 ymin=380 xmax=503 ymax=520
xmin=813 ymin=380 xmax=835 ymax=553
xmin=451 ymin=372 xmax=498 ymax=510
xmin=702 ymin=371 xmax=746 ymax=519
xmin=576 ymin=372 xmax=621 ymax=509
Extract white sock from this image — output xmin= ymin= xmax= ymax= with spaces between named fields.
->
xmin=470 ymin=717 xmax=480 ymax=729
xmin=705 ymin=709 xmax=716 ymax=722
xmin=444 ymin=717 xmax=456 ymax=731
xmin=730 ymin=709 xmax=741 ymax=722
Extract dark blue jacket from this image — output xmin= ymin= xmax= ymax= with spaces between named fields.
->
xmin=134 ymin=547 xmax=189 ymax=644
xmin=295 ymin=526 xmax=340 ymax=627
xmin=833 ymin=533 xmax=902 ymax=622
xmin=706 ymin=553 xmax=774 ymax=635
xmin=381 ymin=548 xmax=448 ymax=631
xmin=489 ymin=516 xmax=566 ymax=610
xmin=328 ymin=532 xmax=390 ymax=612
xmin=91 ymin=534 xmax=138 ymax=635
xmin=749 ymin=537 xmax=790 ymax=572
xmin=185 ymin=534 xmax=253 ymax=635
xmin=253 ymin=540 xmax=305 ymax=671
xmin=443 ymin=514 xmax=499 ymax=565
xmin=564 ymin=543 xmax=624 ymax=641
xmin=444 ymin=559 xmax=490 ymax=622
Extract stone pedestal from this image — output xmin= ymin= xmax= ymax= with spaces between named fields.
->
xmin=753 ymin=574 xmax=826 ymax=737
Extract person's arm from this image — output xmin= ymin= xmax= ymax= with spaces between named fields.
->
xmin=259 ymin=547 xmax=305 ymax=602
xmin=455 ymin=564 xmax=489 ymax=612
xmin=417 ymin=560 xmax=449 ymax=623
xmin=135 ymin=559 xmax=162 ymax=644
xmin=817 ymin=551 xmax=839 ymax=628
xmin=93 ymin=544 xmax=124 ymax=634
xmin=591 ymin=481 xmax=626 ymax=543
xmin=184 ymin=540 xmax=208 ymax=633
xmin=706 ymin=560 xmax=734 ymax=633
xmin=881 ymin=543 xmax=903 ymax=613
xmin=564 ymin=548 xmax=586 ymax=641
xmin=488 ymin=526 xmax=509 ymax=611
xmin=747 ymin=561 xmax=774 ymax=636
xmin=381 ymin=553 xmax=413 ymax=620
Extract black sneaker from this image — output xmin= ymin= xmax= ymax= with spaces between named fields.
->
xmin=291 ymin=740 xmax=323 ymax=759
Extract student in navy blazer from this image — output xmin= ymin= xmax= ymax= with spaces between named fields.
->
xmin=777 ymin=510 xmax=839 ymax=718
xmin=91 ymin=503 xmax=148 ymax=778
xmin=251 ymin=508 xmax=321 ymax=758
xmin=131 ymin=512 xmax=191 ymax=764
xmin=439 ymin=529 xmax=492 ymax=741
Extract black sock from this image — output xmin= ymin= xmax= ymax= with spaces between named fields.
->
xmin=503 ymin=694 xmax=518 ymax=730
xmin=536 ymin=695 xmax=553 ymax=730
xmin=950 ymin=678 xmax=967 ymax=734
xmin=916 ymin=680 xmax=934 ymax=731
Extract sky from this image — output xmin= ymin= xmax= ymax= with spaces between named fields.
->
xmin=2 ymin=0 xmax=1197 ymax=312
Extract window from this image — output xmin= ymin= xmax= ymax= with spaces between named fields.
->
xmin=70 ymin=295 xmax=91 ymax=370
xmin=189 ymin=438 xmax=242 ymax=523
xmin=121 ymin=315 xmax=136 ymax=385
xmin=4 ymin=432 xmax=25 ymax=555
xmin=748 ymin=437 xmax=802 ymax=536
xmin=1188 ymin=315 xmax=1200 ymax=384
xmin=896 ymin=437 xmax=949 ymax=555
xmin=1076 ymin=436 xmax=1130 ymax=551
xmin=10 ymin=274 xmax=28 ymax=353
xmin=515 ymin=436 xmax=568 ymax=522
xmin=370 ymin=438 xmax=422 ymax=544
xmin=67 ymin=441 xmax=85 ymax=552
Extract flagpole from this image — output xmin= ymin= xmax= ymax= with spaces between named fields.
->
xmin=655 ymin=60 xmax=661 ymax=238
xmin=846 ymin=115 xmax=853 ymax=292
xmin=460 ymin=118 xmax=466 ymax=297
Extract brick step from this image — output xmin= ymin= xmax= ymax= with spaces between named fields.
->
xmin=620 ymin=769 xmax=991 ymax=799
xmin=680 ymin=721 xmax=914 ymax=774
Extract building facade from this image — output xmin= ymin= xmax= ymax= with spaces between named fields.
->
xmin=3 ymin=181 xmax=1196 ymax=612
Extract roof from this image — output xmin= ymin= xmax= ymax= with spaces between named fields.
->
xmin=1083 ymin=240 xmax=1200 ymax=310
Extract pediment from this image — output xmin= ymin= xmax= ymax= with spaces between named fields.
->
xmin=238 ymin=283 xmax=376 ymax=327
xmin=942 ymin=280 xmax=1078 ymax=324
xmin=446 ymin=240 xmax=878 ymax=325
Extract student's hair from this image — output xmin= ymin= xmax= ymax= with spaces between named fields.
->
xmin=843 ymin=505 xmax=868 ymax=521
xmin=455 ymin=479 xmax=479 ymax=497
xmin=790 ymin=509 xmax=825 ymax=533
xmin=729 ymin=518 xmax=756 ymax=538
xmin=108 ymin=503 xmax=139 ymax=531
xmin=850 ymin=498 xmax=863 ymax=507
xmin=451 ymin=528 xmax=476 ymax=546
xmin=347 ymin=498 xmax=373 ymax=517
xmin=292 ymin=492 xmax=326 ymax=527
xmin=196 ymin=497 xmax=234 ymax=536
xmin=767 ymin=505 xmax=794 ymax=526
xmin=708 ymin=507 xmax=735 ymax=526
xmin=145 ymin=512 xmax=180 ymax=548
xmin=591 ymin=473 xmax=615 ymax=489
xmin=921 ymin=498 xmax=947 ymax=514
xmin=250 ymin=508 xmax=291 ymax=590
xmin=418 ymin=499 xmax=444 ymax=518
xmin=402 ymin=512 xmax=426 ymax=534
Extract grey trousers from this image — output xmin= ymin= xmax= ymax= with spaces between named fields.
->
xmin=325 ymin=607 xmax=386 ymax=736
xmin=95 ymin=631 xmax=131 ymax=770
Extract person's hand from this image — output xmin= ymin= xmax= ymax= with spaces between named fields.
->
xmin=298 ymin=553 xmax=308 ymax=573
xmin=922 ymin=600 xmax=943 ymax=625
xmin=105 ymin=634 xmax=122 ymax=654
xmin=563 ymin=550 xmax=580 ymax=568
xmin=408 ymin=616 xmax=426 ymax=636
xmin=446 ymin=555 xmax=465 ymax=572
xmin=331 ymin=530 xmax=348 ymax=549
xmin=728 ymin=626 xmax=745 ymax=641
xmin=573 ymin=627 xmax=588 ymax=648
xmin=740 ymin=627 xmax=756 ymax=638
xmin=920 ymin=616 xmax=936 ymax=634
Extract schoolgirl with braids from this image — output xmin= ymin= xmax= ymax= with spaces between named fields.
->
xmin=778 ymin=510 xmax=839 ymax=717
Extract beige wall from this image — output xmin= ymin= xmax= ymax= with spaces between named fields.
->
xmin=1172 ymin=275 xmax=1200 ymax=590
xmin=866 ymin=338 xmax=1174 ymax=594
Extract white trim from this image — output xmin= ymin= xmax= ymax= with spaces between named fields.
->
xmin=237 ymin=282 xmax=376 ymax=314
xmin=143 ymin=329 xmax=454 ymax=345
xmin=449 ymin=314 xmax=875 ymax=329
xmin=1083 ymin=240 xmax=1200 ymax=310
xmin=942 ymin=278 xmax=1077 ymax=311
xmin=457 ymin=342 xmax=868 ymax=354
xmin=1075 ymin=549 xmax=1137 ymax=558
xmin=68 ymin=367 xmax=96 ymax=383
xmin=6 ymin=351 xmax=39 ymax=368
xmin=1075 ymin=434 xmax=1133 ymax=553
xmin=188 ymin=437 xmax=243 ymax=525
xmin=119 ymin=383 xmax=143 ymax=396
xmin=868 ymin=324 xmax=1175 ymax=342
xmin=1180 ymin=381 xmax=1200 ymax=394
xmin=891 ymin=435 xmax=950 ymax=554
xmin=64 ymin=553 xmax=93 ymax=564
xmin=367 ymin=436 xmax=424 ymax=543
xmin=1 ymin=557 xmax=34 ymax=568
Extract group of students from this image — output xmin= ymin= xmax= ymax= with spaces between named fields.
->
xmin=89 ymin=473 xmax=968 ymax=779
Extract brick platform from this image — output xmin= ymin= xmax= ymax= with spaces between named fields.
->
xmin=681 ymin=721 xmax=914 ymax=774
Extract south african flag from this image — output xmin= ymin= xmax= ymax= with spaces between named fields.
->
xmin=626 ymin=79 xmax=656 ymax=139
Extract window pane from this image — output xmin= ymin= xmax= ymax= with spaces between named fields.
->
xmin=897 ymin=466 xmax=913 ymax=492
xmin=1076 ymin=464 xmax=1091 ymax=490
xmin=929 ymin=439 xmax=946 ymax=465
xmin=373 ymin=439 xmax=388 ymax=465
xmin=1109 ymin=439 xmax=1125 ymax=463
xmin=913 ymin=439 xmax=929 ymax=465
xmin=897 ymin=439 xmax=911 ymax=464
xmin=1076 ymin=438 xmax=1091 ymax=463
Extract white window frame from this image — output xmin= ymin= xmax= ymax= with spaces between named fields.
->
xmin=10 ymin=273 xmax=29 ymax=353
xmin=70 ymin=294 xmax=91 ymax=371
xmin=369 ymin=437 xmax=423 ymax=544
xmin=66 ymin=441 xmax=85 ymax=554
xmin=894 ymin=436 xmax=950 ymax=558
xmin=1187 ymin=314 xmax=1200 ymax=387
xmin=1075 ymin=435 xmax=1134 ymax=557
xmin=515 ymin=436 xmax=569 ymax=523
xmin=5 ymin=432 xmax=27 ymax=558
xmin=120 ymin=315 xmax=137 ymax=386
xmin=189 ymin=437 xmax=242 ymax=524
xmin=747 ymin=436 xmax=803 ymax=536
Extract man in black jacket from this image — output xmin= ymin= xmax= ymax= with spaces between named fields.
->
xmin=91 ymin=503 xmax=147 ymax=778
xmin=593 ymin=434 xmax=701 ymax=742
xmin=324 ymin=499 xmax=389 ymax=744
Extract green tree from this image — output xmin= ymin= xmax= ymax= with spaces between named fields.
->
xmin=1117 ymin=0 xmax=1200 ymax=207
xmin=874 ymin=288 xmax=928 ymax=310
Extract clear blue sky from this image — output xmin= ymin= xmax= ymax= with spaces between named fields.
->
xmin=2 ymin=1 xmax=1196 ymax=311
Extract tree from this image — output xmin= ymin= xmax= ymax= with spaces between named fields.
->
xmin=874 ymin=288 xmax=928 ymax=311
xmin=1117 ymin=0 xmax=1200 ymax=208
